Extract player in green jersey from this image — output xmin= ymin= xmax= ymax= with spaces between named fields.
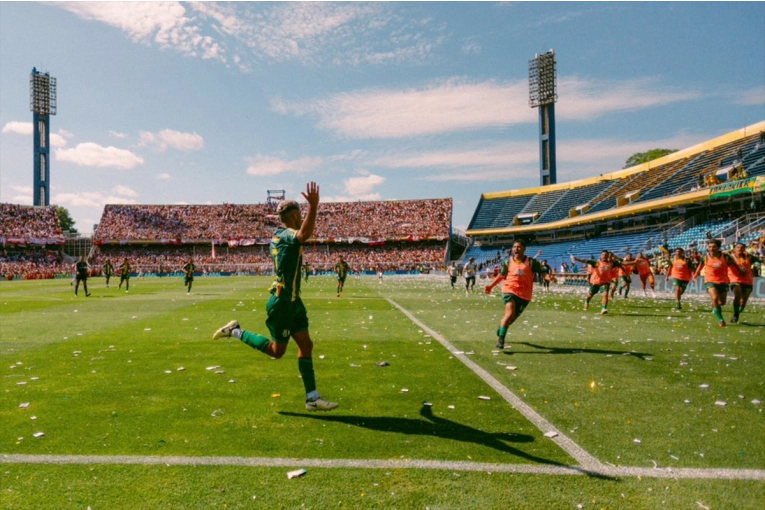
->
xmin=74 ymin=256 xmax=91 ymax=297
xmin=117 ymin=258 xmax=131 ymax=293
xmin=182 ymin=258 xmax=195 ymax=294
xmin=103 ymin=259 xmax=114 ymax=288
xmin=213 ymin=182 xmax=338 ymax=412
xmin=335 ymin=255 xmax=350 ymax=297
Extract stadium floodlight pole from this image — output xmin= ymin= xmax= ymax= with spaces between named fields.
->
xmin=529 ymin=50 xmax=557 ymax=186
xmin=30 ymin=68 xmax=57 ymax=207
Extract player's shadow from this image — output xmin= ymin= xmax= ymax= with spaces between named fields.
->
xmin=281 ymin=405 xmax=566 ymax=467
xmin=506 ymin=342 xmax=653 ymax=360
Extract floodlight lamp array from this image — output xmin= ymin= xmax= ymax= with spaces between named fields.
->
xmin=30 ymin=71 xmax=57 ymax=115
xmin=528 ymin=51 xmax=557 ymax=108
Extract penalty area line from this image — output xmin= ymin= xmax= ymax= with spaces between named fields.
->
xmin=386 ymin=297 xmax=603 ymax=471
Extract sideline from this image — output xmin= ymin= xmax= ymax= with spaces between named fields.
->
xmin=2 ymin=454 xmax=764 ymax=481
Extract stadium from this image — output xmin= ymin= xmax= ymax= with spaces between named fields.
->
xmin=2 ymin=4 xmax=765 ymax=509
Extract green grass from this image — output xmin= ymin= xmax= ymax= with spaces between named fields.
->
xmin=1 ymin=275 xmax=764 ymax=508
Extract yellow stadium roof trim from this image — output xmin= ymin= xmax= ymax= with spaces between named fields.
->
xmin=467 ymin=189 xmax=710 ymax=236
xmin=480 ymin=121 xmax=765 ymax=201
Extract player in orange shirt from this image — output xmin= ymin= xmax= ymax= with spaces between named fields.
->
xmin=615 ymin=253 xmax=634 ymax=299
xmin=633 ymin=252 xmax=655 ymax=295
xmin=484 ymin=240 xmax=548 ymax=349
xmin=728 ymin=242 xmax=762 ymax=323
xmin=572 ymin=251 xmax=624 ymax=315
xmin=692 ymin=239 xmax=740 ymax=327
xmin=668 ymin=247 xmax=693 ymax=310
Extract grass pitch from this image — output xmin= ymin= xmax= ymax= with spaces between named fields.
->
xmin=1 ymin=275 xmax=763 ymax=509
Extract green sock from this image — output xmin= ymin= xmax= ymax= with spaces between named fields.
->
xmin=298 ymin=358 xmax=317 ymax=395
xmin=498 ymin=326 xmax=508 ymax=340
xmin=733 ymin=302 xmax=741 ymax=317
xmin=624 ymin=287 xmax=629 ymax=298
xmin=240 ymin=330 xmax=272 ymax=353
xmin=712 ymin=307 xmax=724 ymax=323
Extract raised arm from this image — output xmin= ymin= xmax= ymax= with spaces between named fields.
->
xmin=296 ymin=182 xmax=320 ymax=244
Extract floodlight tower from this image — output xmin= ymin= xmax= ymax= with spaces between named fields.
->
xmin=30 ymin=68 xmax=57 ymax=206
xmin=529 ymin=50 xmax=557 ymax=186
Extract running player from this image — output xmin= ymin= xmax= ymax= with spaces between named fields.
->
xmin=692 ymin=239 xmax=740 ymax=327
xmin=303 ymin=262 xmax=310 ymax=283
xmin=728 ymin=241 xmax=761 ymax=323
xmin=74 ymin=256 xmax=91 ymax=297
xmin=212 ymin=182 xmax=338 ymax=412
xmin=335 ymin=255 xmax=350 ymax=297
xmin=117 ymin=257 xmax=131 ymax=293
xmin=103 ymin=259 xmax=114 ymax=288
xmin=448 ymin=263 xmax=459 ymax=288
xmin=668 ymin=247 xmax=693 ymax=310
xmin=633 ymin=252 xmax=655 ymax=295
xmin=539 ymin=260 xmax=552 ymax=292
xmin=464 ymin=257 xmax=477 ymax=294
xmin=572 ymin=251 xmax=623 ymax=315
xmin=182 ymin=258 xmax=195 ymax=294
xmin=616 ymin=253 xmax=634 ymax=299
xmin=484 ymin=241 xmax=547 ymax=349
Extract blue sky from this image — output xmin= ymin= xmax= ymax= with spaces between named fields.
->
xmin=1 ymin=2 xmax=763 ymax=234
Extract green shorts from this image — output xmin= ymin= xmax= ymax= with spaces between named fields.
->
xmin=704 ymin=282 xmax=729 ymax=293
xmin=502 ymin=293 xmax=530 ymax=317
xmin=672 ymin=278 xmax=689 ymax=290
xmin=619 ymin=276 xmax=631 ymax=285
xmin=184 ymin=275 xmax=194 ymax=284
xmin=730 ymin=283 xmax=753 ymax=292
xmin=337 ymin=276 xmax=347 ymax=283
xmin=588 ymin=283 xmax=608 ymax=295
xmin=265 ymin=294 xmax=309 ymax=344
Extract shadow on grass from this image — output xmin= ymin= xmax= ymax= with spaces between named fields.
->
xmin=280 ymin=404 xmax=566 ymax=466
xmin=505 ymin=342 xmax=653 ymax=360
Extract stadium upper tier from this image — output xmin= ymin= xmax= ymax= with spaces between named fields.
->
xmin=0 ymin=203 xmax=64 ymax=245
xmin=467 ymin=122 xmax=765 ymax=235
xmin=93 ymin=198 xmax=452 ymax=243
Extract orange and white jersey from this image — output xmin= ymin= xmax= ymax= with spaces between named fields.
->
xmin=589 ymin=261 xmax=615 ymax=286
xmin=728 ymin=255 xmax=753 ymax=285
xmin=500 ymin=256 xmax=542 ymax=302
xmin=702 ymin=254 xmax=730 ymax=284
xmin=634 ymin=258 xmax=652 ymax=276
xmin=669 ymin=258 xmax=692 ymax=282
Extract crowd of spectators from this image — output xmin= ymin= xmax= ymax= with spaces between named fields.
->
xmin=94 ymin=199 xmax=452 ymax=242
xmin=0 ymin=249 xmax=69 ymax=280
xmin=0 ymin=203 xmax=64 ymax=243
xmin=90 ymin=241 xmax=447 ymax=275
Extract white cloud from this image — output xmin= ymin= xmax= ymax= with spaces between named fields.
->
xmin=139 ymin=129 xmax=204 ymax=151
xmin=156 ymin=172 xmax=171 ymax=180
xmin=2 ymin=121 xmax=33 ymax=135
xmin=344 ymin=172 xmax=386 ymax=195
xmin=110 ymin=130 xmax=128 ymax=139
xmin=461 ymin=38 xmax=481 ymax=55
xmin=50 ymin=130 xmax=70 ymax=148
xmin=53 ymin=191 xmax=138 ymax=208
xmin=8 ymin=185 xmax=33 ymax=205
xmin=557 ymin=77 xmax=700 ymax=121
xmin=112 ymin=185 xmax=139 ymax=198
xmin=2 ymin=123 xmax=69 ymax=147
xmin=58 ymin=3 xmax=444 ymax=71
xmin=731 ymin=86 xmax=765 ymax=106
xmin=245 ymin=154 xmax=322 ymax=176
xmin=57 ymin=2 xmax=225 ymax=61
xmin=55 ymin=142 xmax=144 ymax=169
xmin=275 ymin=76 xmax=700 ymax=140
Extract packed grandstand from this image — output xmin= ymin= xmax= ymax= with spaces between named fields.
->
xmin=1 ymin=123 xmax=764 ymax=282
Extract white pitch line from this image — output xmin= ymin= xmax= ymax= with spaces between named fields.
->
xmin=386 ymin=297 xmax=603 ymax=471
xmin=1 ymin=454 xmax=764 ymax=481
